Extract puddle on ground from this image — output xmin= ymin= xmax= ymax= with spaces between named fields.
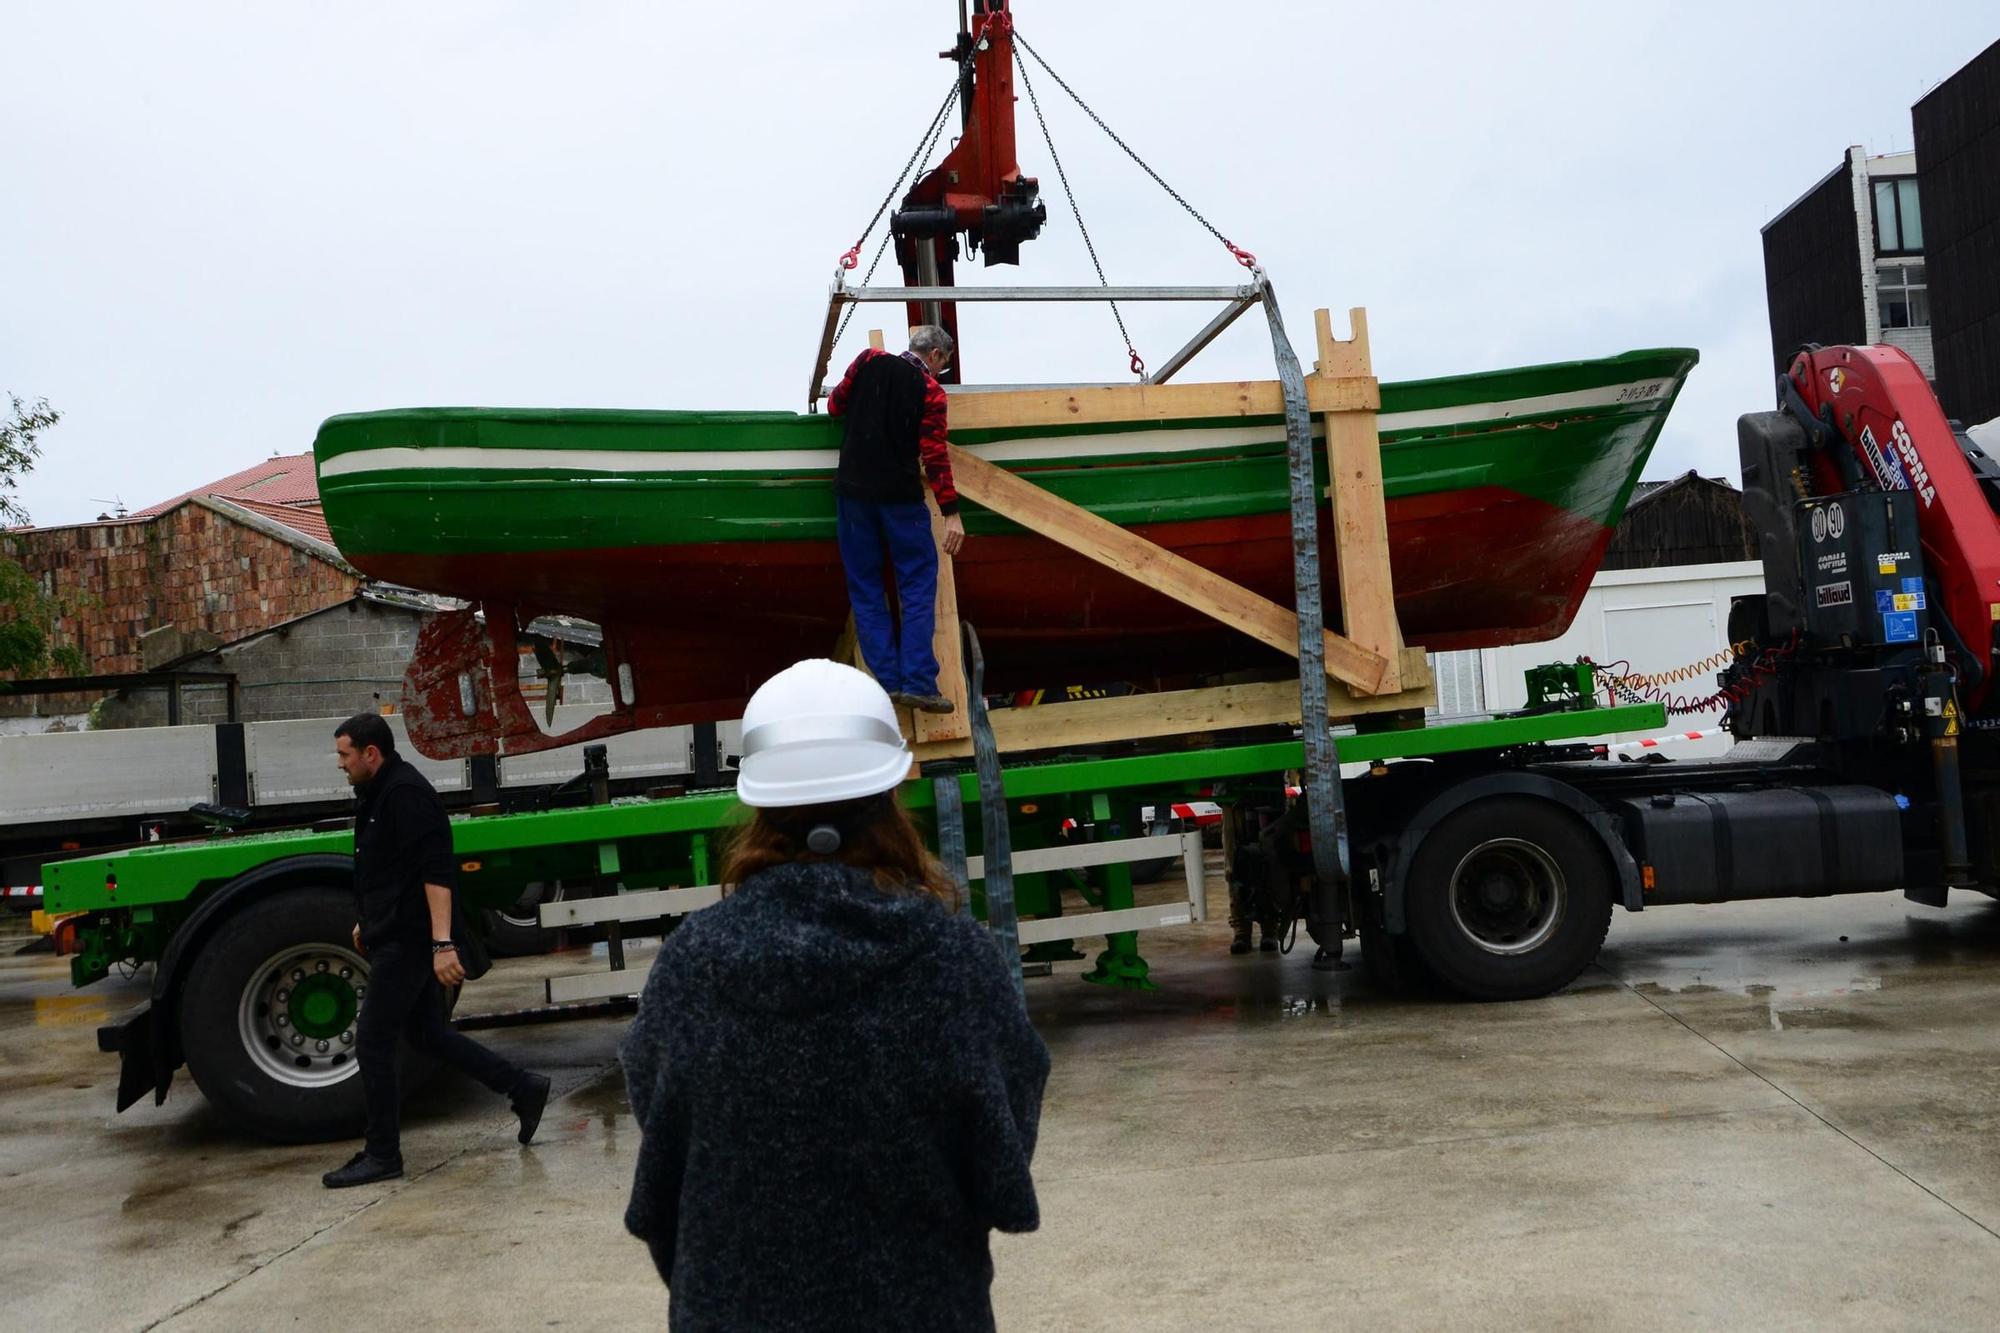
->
xmin=553 ymin=1065 xmax=632 ymax=1154
xmin=1204 ymin=992 xmax=1354 ymax=1022
xmin=565 ymin=1065 xmax=630 ymax=1123
xmin=29 ymin=993 xmax=112 ymax=1029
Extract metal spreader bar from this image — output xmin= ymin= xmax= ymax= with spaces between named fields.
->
xmin=808 ymin=273 xmax=1261 ymax=406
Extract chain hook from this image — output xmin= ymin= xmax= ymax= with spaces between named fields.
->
xmin=838 ymin=246 xmax=861 ymax=271
xmin=1128 ymin=348 xmax=1146 ymax=378
xmin=1226 ymin=242 xmax=1258 ymax=269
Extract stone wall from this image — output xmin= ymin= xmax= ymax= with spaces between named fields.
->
xmin=1 ymin=497 xmax=360 ymax=715
xmin=96 ymin=597 xmax=612 ymax=729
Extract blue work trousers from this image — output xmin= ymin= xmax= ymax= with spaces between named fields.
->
xmin=836 ymin=496 xmax=940 ymax=696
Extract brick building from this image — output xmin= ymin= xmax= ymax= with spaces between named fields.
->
xmin=4 ymin=451 xmax=614 ymax=733
xmin=0 ymin=454 xmax=359 ymax=721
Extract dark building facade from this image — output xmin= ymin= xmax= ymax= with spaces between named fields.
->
xmin=1762 ymin=147 xmax=1932 ymax=381
xmin=1762 ymin=159 xmax=1869 ymax=371
xmin=1914 ymin=38 xmax=2000 ymax=429
xmin=1602 ymin=473 xmax=1760 ymax=572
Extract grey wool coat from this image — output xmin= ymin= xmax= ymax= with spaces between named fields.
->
xmin=620 ymin=860 xmax=1050 ymax=1332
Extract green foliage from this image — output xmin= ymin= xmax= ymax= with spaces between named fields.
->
xmin=0 ymin=395 xmax=87 ymax=678
xmin=1 ymin=394 xmax=61 ymax=529
xmin=0 ymin=557 xmax=51 ymax=675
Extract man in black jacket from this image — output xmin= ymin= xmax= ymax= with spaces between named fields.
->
xmin=321 ymin=713 xmax=551 ymax=1188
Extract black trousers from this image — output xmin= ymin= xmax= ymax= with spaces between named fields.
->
xmin=356 ymin=939 xmax=520 ymax=1161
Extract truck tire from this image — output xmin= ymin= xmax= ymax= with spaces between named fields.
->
xmin=483 ymin=880 xmax=567 ymax=958
xmin=1402 ymin=797 xmax=1612 ymax=1001
xmin=178 ymin=887 xmax=429 ymax=1143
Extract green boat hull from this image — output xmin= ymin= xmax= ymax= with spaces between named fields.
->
xmin=313 ymin=347 xmax=1697 ymax=708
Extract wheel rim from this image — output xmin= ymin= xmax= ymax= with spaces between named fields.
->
xmin=237 ymin=943 xmax=367 ymax=1088
xmin=1446 ymin=838 xmax=1566 ymax=956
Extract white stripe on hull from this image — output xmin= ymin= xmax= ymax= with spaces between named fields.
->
xmin=318 ymin=377 xmax=1678 ymax=481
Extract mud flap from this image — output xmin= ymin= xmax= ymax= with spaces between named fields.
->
xmin=97 ymin=1001 xmax=173 ymax=1112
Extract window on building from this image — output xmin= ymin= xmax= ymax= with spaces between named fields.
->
xmin=1873 ymin=177 xmax=1923 ymax=255
xmin=1878 ymin=260 xmax=1929 ymax=329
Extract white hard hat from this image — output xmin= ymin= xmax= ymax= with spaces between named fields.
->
xmin=735 ymin=659 xmax=911 ymax=808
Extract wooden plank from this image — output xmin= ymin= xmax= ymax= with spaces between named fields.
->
xmin=947 ymin=446 xmax=1395 ymax=695
xmin=911 ymin=674 xmax=1436 ymax=761
xmin=945 ymin=376 xmax=1377 ymax=432
xmin=867 ymin=328 xmax=885 ymax=351
xmin=1315 ymin=307 xmax=1403 ymax=694
xmin=913 ymin=490 xmax=970 ymax=743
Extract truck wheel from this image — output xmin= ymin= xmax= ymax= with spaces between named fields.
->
xmin=483 ymin=880 xmax=567 ymax=958
xmin=178 ymin=887 xmax=426 ymax=1143
xmin=1402 ymin=798 xmax=1612 ymax=1001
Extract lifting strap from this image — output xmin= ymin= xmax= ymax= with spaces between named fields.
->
xmin=1259 ymin=279 xmax=1351 ymax=962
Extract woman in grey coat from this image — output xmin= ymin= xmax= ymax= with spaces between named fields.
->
xmin=620 ymin=659 xmax=1050 ymax=1331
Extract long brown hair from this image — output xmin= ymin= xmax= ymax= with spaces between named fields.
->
xmin=721 ymin=792 xmax=956 ymax=905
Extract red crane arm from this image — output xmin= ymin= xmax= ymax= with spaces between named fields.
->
xmin=1789 ymin=344 xmax=2000 ymax=709
xmin=890 ymin=0 xmax=1045 ymax=382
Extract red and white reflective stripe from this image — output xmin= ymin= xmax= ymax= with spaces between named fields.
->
xmin=1597 ymin=728 xmax=1725 ymax=755
xmin=1141 ymin=801 xmax=1224 ymax=827
xmin=3 ymin=885 xmax=43 ymax=899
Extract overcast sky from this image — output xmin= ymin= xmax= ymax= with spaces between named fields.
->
xmin=5 ymin=2 xmax=1995 ymax=527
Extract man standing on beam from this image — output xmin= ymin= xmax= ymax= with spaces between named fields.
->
xmin=826 ymin=324 xmax=966 ymax=715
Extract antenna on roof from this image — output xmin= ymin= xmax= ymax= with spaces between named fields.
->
xmin=90 ymin=496 xmax=128 ymax=519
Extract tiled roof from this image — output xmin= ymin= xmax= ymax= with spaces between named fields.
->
xmin=226 ymin=496 xmax=334 ymax=545
xmin=133 ymin=453 xmax=321 ymax=515
xmin=133 ymin=451 xmax=328 ymax=545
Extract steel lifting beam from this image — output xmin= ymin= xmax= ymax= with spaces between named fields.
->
xmin=1144 ymin=295 xmax=1259 ymax=386
xmin=808 ymin=274 xmax=1260 ymax=406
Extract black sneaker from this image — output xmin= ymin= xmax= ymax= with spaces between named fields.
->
xmin=322 ymin=1151 xmax=403 ymax=1189
xmin=512 ymin=1071 xmax=551 ymax=1145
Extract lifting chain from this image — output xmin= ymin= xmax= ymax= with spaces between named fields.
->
xmin=834 ymin=37 xmax=984 ymax=273
xmin=1014 ymin=53 xmax=1143 ymax=377
xmin=1014 ymin=30 xmax=1258 ymax=270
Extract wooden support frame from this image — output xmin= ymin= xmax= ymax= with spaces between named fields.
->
xmin=948 ymin=448 xmax=1397 ymax=694
xmin=1315 ymin=307 xmax=1403 ymax=694
xmin=911 ymin=664 xmax=1434 ymax=762
xmin=851 ymin=308 xmax=1432 ymax=762
xmin=944 ymin=376 xmax=1378 ymax=431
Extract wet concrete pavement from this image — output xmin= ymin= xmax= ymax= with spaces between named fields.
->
xmin=6 ymin=881 xmax=2000 ymax=1330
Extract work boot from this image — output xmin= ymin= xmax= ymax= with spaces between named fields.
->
xmin=1229 ymin=922 xmax=1253 ymax=955
xmin=1259 ymin=920 xmax=1283 ymax=953
xmin=905 ymin=692 xmax=955 ymax=714
xmin=322 ymin=1151 xmax=403 ymax=1189
xmin=512 ymin=1071 xmax=551 ymax=1145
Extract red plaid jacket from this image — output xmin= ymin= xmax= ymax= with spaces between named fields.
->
xmin=827 ymin=348 xmax=959 ymax=514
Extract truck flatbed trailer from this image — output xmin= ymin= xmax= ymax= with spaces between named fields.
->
xmin=47 ymin=691 xmax=1669 ymax=1140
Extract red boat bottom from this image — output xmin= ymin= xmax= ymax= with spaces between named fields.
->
xmin=358 ymin=487 xmax=1609 ymax=727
